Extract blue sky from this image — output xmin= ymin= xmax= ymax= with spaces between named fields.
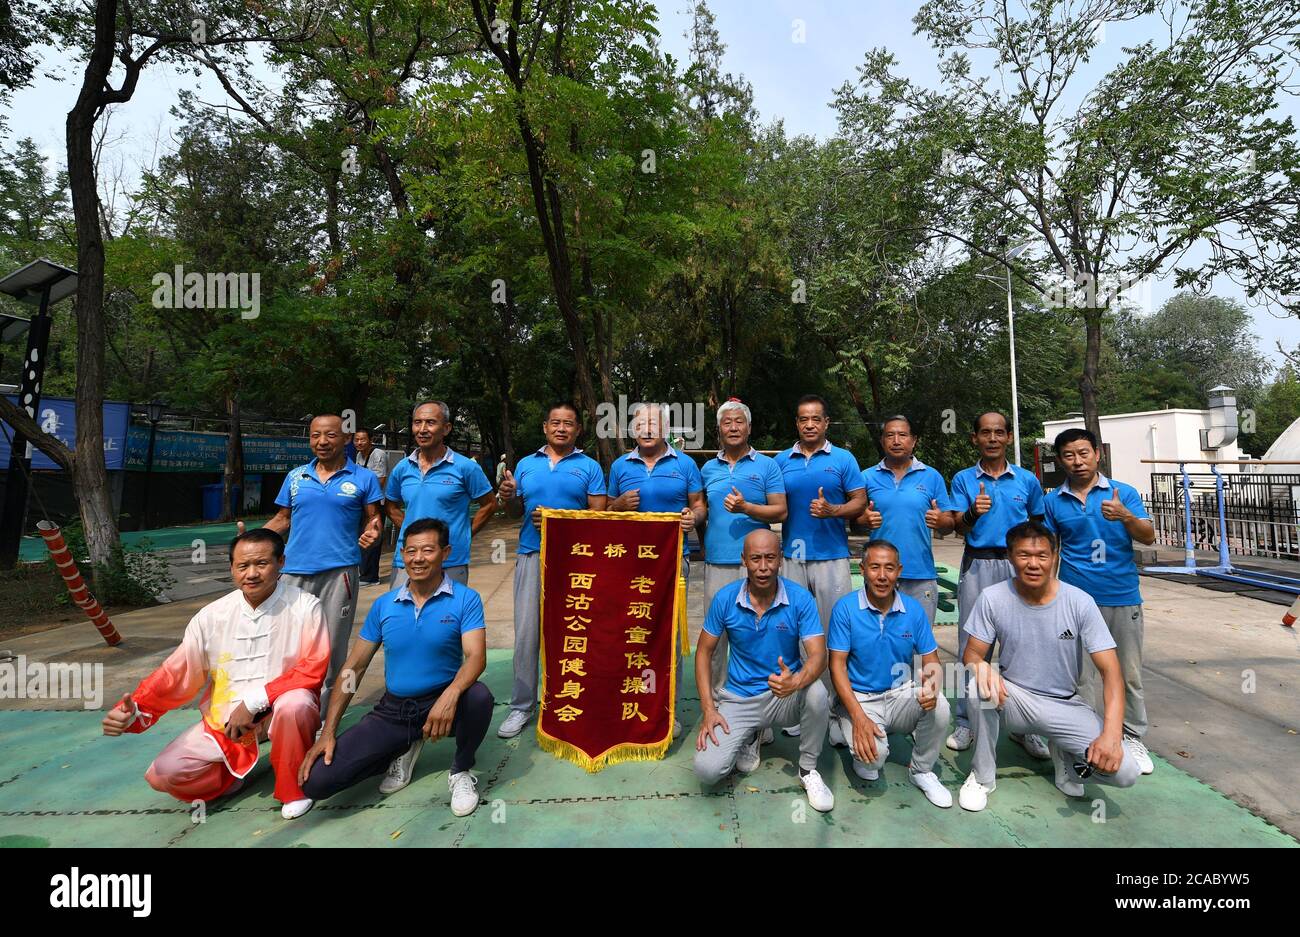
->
xmin=8 ymin=1 xmax=1296 ymax=369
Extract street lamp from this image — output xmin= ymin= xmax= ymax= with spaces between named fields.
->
xmin=974 ymin=240 xmax=1031 ymax=466
xmin=139 ymin=400 xmax=166 ymax=531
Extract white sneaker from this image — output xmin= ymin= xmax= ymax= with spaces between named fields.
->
xmin=736 ymin=733 xmax=761 ymax=773
xmin=498 ymin=709 xmax=531 ymax=738
xmin=1124 ymin=735 xmax=1155 ymax=775
xmin=280 ymin=797 xmax=313 ymax=820
xmin=799 ymin=768 xmax=834 ymax=812
xmin=760 ymin=727 xmax=774 ymax=744
xmin=852 ymin=759 xmax=879 ymax=781
xmin=827 ymin=719 xmax=848 ymax=748
xmin=1011 ymin=732 xmax=1051 ymax=760
xmin=946 ymin=725 xmax=973 ymax=751
xmin=958 ymin=773 xmax=995 ymax=812
xmin=909 ymin=770 xmax=953 ymax=808
xmin=781 ymin=724 xmax=801 ymax=737
xmin=378 ymin=738 xmax=425 ymax=794
xmin=1049 ymin=741 xmax=1085 ymax=798
xmin=448 ymin=771 xmax=479 ymax=816
xmin=673 ymin=718 xmax=682 ymax=740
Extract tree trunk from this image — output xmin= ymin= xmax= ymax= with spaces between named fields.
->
xmin=1080 ymin=308 xmax=1108 ymax=472
xmin=222 ymin=391 xmax=244 ymax=522
xmin=65 ymin=0 xmax=123 ymax=585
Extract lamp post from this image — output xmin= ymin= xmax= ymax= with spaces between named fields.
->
xmin=140 ymin=400 xmax=165 ymax=530
xmin=974 ymin=240 xmax=1031 ymax=465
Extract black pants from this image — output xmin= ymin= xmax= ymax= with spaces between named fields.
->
xmin=359 ymin=518 xmax=385 ymax=582
xmin=302 ymin=682 xmax=494 ymax=801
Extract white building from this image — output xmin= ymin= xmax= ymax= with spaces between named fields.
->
xmin=1041 ymin=389 xmax=1250 ymax=496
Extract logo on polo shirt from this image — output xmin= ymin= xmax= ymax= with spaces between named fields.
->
xmin=1059 ymin=629 xmax=1075 ymax=640
xmin=439 ymin=476 xmax=457 ymax=485
xmin=775 ymin=620 xmax=791 ymax=632
xmin=901 ymin=631 xmax=912 ymax=639
xmin=339 ymin=481 xmax=358 ymax=497
xmin=440 ymin=615 xmax=456 ymax=624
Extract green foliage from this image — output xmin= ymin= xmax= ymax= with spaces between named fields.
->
xmin=45 ymin=523 xmax=174 ymax=607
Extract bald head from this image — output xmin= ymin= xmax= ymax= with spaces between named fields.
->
xmin=742 ymin=528 xmax=780 ymax=557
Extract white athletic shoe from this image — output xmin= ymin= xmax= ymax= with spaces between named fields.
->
xmin=760 ymin=727 xmax=774 ymax=744
xmin=378 ymin=738 xmax=425 ymax=794
xmin=852 ymin=759 xmax=879 ymax=781
xmin=280 ymin=797 xmax=313 ymax=820
xmin=946 ymin=725 xmax=974 ymax=751
xmin=1049 ymin=741 xmax=1085 ymax=798
xmin=497 ymin=709 xmax=531 ymax=738
xmin=448 ymin=771 xmax=480 ymax=816
xmin=1011 ymin=732 xmax=1051 ymax=760
xmin=781 ymin=724 xmax=801 ymax=737
xmin=673 ymin=718 xmax=682 ymax=740
xmin=958 ymin=773 xmax=995 ymax=812
xmin=799 ymin=768 xmax=834 ymax=812
xmin=827 ymin=719 xmax=848 ymax=748
xmin=909 ymin=770 xmax=953 ymax=808
xmin=1124 ymin=735 xmax=1155 ymax=775
xmin=736 ymin=733 xmax=762 ymax=774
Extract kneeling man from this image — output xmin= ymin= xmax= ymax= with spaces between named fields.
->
xmin=102 ymin=528 xmax=330 ymax=820
xmin=959 ymin=520 xmax=1140 ymax=812
xmin=827 ymin=540 xmax=951 ymax=808
xmin=693 ymin=529 xmax=834 ymax=812
xmin=299 ymin=518 xmax=493 ymax=817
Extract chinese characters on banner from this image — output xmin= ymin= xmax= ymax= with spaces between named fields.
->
xmin=537 ymin=510 xmax=685 ymax=771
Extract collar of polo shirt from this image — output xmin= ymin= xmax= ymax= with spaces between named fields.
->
xmin=789 ymin=439 xmax=832 ymax=456
xmin=408 ymin=448 xmax=454 ymax=467
xmin=715 ymin=446 xmax=758 ymax=462
xmin=308 ymin=457 xmax=357 ymax=474
xmin=974 ymin=461 xmax=1015 ymax=479
xmin=627 ymin=445 xmax=677 ymax=463
xmin=873 ymin=456 xmax=925 ymax=474
xmin=736 ymin=578 xmax=790 ymax=612
xmin=1056 ymin=471 xmax=1111 ymax=503
xmin=534 ymin=445 xmax=584 ymax=458
xmin=395 ymin=577 xmax=455 ymax=603
xmin=858 ymin=587 xmax=906 ymax=615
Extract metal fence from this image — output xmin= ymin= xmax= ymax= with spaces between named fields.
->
xmin=1145 ymin=472 xmax=1300 ymax=562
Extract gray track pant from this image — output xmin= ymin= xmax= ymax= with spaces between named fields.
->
xmin=833 ymin=682 xmax=950 ymax=774
xmin=898 ymin=577 xmax=939 ymax=625
xmin=954 ymin=556 xmax=1013 ymax=728
xmin=782 ymin=557 xmax=852 ymax=626
xmin=510 ymin=552 xmax=542 ymax=714
xmin=1078 ymin=604 xmax=1147 ymax=738
xmin=283 ymin=564 xmax=359 ymax=715
xmin=968 ymin=677 xmax=1140 ymax=789
xmin=694 ymin=682 xmax=830 ymax=783
xmin=702 ymin=563 xmax=748 ymax=692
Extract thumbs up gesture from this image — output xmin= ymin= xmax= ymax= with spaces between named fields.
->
xmin=862 ymin=499 xmax=883 ymax=530
xmin=974 ymin=481 xmax=992 ymax=516
xmin=236 ymin=520 xmax=246 ymax=536
xmin=679 ymin=506 xmax=696 ymax=532
xmin=102 ymin=692 xmax=137 ymax=736
xmin=1100 ymin=486 xmax=1129 ymax=522
xmin=925 ymin=498 xmax=943 ymax=530
xmin=723 ymin=486 xmax=747 ymax=514
xmin=809 ymin=486 xmax=834 ymax=518
xmin=497 ymin=468 xmax=516 ymax=501
xmin=767 ymin=655 xmax=798 ymax=698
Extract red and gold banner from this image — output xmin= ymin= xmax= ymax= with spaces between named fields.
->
xmin=537 ymin=509 xmax=686 ymax=771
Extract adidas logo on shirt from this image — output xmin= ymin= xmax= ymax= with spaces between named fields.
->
xmin=1058 ymin=629 xmax=1075 ymax=640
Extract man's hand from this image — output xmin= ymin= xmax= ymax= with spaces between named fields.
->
xmin=1100 ymin=487 xmax=1130 ymax=522
xmin=852 ymin=715 xmax=886 ymax=765
xmin=617 ymin=489 xmax=641 ymax=512
xmin=924 ymin=499 xmax=943 ymax=530
xmin=809 ymin=487 xmax=834 ymax=519
xmin=697 ymin=709 xmax=730 ymax=751
xmin=224 ymin=701 xmax=256 ymax=740
xmin=767 ymin=656 xmax=799 ymax=698
xmin=974 ymin=482 xmax=992 ymax=517
xmin=531 ymin=506 xmax=543 ymax=530
xmin=680 ymin=507 xmax=695 ymax=532
xmin=917 ymin=679 xmax=938 ymax=712
xmin=723 ymin=486 xmax=747 ymax=514
xmin=975 ymin=660 xmax=1007 ymax=708
xmin=497 ymin=469 xmax=516 ymax=501
xmin=299 ymin=733 xmax=336 ymax=786
xmin=358 ymin=525 xmax=379 ymax=549
xmin=101 ymin=693 xmax=136 ymax=737
xmin=423 ymin=690 xmax=459 ymax=742
xmin=1086 ymin=731 xmax=1125 ymax=775
xmin=861 ymin=499 xmax=882 ymax=530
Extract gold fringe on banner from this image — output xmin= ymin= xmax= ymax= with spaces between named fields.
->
xmin=536 ymin=733 xmax=673 ymax=773
xmin=677 ymin=576 xmax=690 ymax=657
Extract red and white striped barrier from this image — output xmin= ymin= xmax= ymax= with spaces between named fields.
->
xmin=36 ymin=521 xmax=122 ymax=646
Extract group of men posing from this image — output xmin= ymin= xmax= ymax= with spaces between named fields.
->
xmin=103 ymin=394 xmax=1155 ymax=821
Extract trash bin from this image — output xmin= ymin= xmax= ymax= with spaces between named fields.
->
xmin=201 ymin=484 xmax=241 ymax=521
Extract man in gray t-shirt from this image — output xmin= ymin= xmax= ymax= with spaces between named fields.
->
xmin=957 ymin=520 xmax=1141 ymax=813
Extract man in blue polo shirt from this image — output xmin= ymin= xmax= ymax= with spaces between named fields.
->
xmin=496 ymin=401 xmax=607 ymax=738
xmin=693 ymin=529 xmax=834 ymax=813
xmin=700 ymin=398 xmax=787 ymax=692
xmin=607 ymin=402 xmax=705 ymax=739
xmin=1042 ymin=427 xmax=1157 ymax=776
xmin=386 ymin=401 xmax=496 ymax=589
xmin=858 ymin=415 xmax=954 ymax=625
xmin=827 ymin=540 xmax=951 ymax=808
xmin=260 ymin=414 xmax=383 ymax=715
xmin=946 ymin=410 xmax=1047 ymax=757
xmin=775 ymin=395 xmax=867 ymax=626
xmin=300 ymin=518 xmax=493 ymax=817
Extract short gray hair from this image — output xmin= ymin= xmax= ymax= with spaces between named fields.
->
xmin=716 ymin=399 xmax=751 ymax=426
xmin=412 ymin=400 xmax=451 ymax=423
